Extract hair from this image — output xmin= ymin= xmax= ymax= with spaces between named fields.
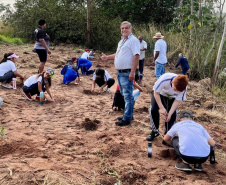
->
xmin=67 ymin=60 xmax=73 ymax=65
xmin=95 ymin=68 xmax=105 ymax=77
xmin=1 ymin=52 xmax=14 ymax=63
xmin=37 ymin=71 xmax=51 ymax=87
xmin=179 ymin=53 xmax=183 ymax=57
xmin=38 ymin=19 xmax=46 ymax=26
xmin=173 ymin=74 xmax=188 ymax=92
xmin=120 ymin=21 xmax=132 ymax=28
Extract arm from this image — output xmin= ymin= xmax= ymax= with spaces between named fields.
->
xmin=13 ymin=71 xmax=24 ymax=80
xmin=129 ymin=54 xmax=139 ymax=81
xmin=99 ymin=81 xmax=107 ymax=92
xmin=101 ymin=53 xmax=116 ymax=61
xmin=208 ymin=138 xmax=216 ymax=147
xmin=39 ymin=39 xmax=51 ymax=54
xmin=38 ymin=81 xmax=43 ymax=93
xmin=154 ymin=51 xmax=159 ymax=62
xmin=175 ymin=58 xmax=181 ymax=68
xmin=163 ymin=134 xmax=172 ymax=146
xmin=166 ymin=100 xmax=181 ymax=122
xmin=91 ymin=80 xmax=95 ymax=92
xmin=45 ymin=82 xmax=54 ymax=101
xmin=133 ymin=82 xmax=143 ymax=92
xmin=154 ymin=91 xmax=167 ymax=116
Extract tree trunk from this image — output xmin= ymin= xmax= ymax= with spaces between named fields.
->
xmin=177 ymin=0 xmax=183 ymax=7
xmin=188 ymin=0 xmax=193 ymax=59
xmin=212 ymin=17 xmax=226 ymax=86
xmin=86 ymin=0 xmax=91 ymax=48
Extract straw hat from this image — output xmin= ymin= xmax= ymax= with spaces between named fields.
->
xmin=153 ymin=32 xmax=164 ymax=39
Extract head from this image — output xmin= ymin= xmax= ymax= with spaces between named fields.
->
xmin=179 ymin=53 xmax=183 ymax=58
xmin=153 ymin=32 xmax=164 ymax=41
xmin=120 ymin=21 xmax=132 ymax=39
xmin=38 ymin=19 xmax=46 ymax=29
xmin=85 ymin=48 xmax=90 ymax=52
xmin=1 ymin=53 xmax=19 ymax=63
xmin=71 ymin=56 xmax=77 ymax=62
xmin=172 ymin=74 xmax=188 ymax=92
xmin=179 ymin=110 xmax=194 ymax=121
xmin=95 ymin=68 xmax=105 ymax=78
xmin=67 ymin=59 xmax=73 ymax=65
xmin=138 ymin=36 xmax=143 ymax=43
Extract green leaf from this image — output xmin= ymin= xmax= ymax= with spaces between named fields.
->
xmin=187 ymin=24 xmax=194 ymax=29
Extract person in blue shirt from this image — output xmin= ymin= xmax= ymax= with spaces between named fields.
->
xmin=61 ymin=58 xmax=80 ymax=85
xmin=75 ymin=57 xmax=93 ymax=75
xmin=175 ymin=53 xmax=190 ymax=75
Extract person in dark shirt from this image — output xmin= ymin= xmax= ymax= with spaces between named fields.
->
xmin=175 ymin=53 xmax=190 ymax=75
xmin=34 ymin=19 xmax=51 ymax=73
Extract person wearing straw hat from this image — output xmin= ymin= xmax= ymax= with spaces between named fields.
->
xmin=0 ymin=53 xmax=24 ymax=89
xmin=153 ymin=32 xmax=167 ymax=79
xmin=163 ymin=110 xmax=216 ymax=172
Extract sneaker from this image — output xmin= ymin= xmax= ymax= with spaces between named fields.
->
xmin=194 ymin=164 xmax=204 ymax=172
xmin=35 ymin=96 xmax=47 ymax=101
xmin=146 ymin=131 xmax=159 ymax=141
xmin=115 ymin=120 xmax=131 ymax=126
xmin=117 ymin=116 xmax=134 ymax=121
xmin=175 ymin=163 xmax=192 ymax=172
xmin=106 ymin=88 xmax=110 ymax=93
xmin=23 ymin=92 xmax=33 ymax=101
xmin=2 ymin=83 xmax=13 ymax=89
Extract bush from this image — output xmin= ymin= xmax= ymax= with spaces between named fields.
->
xmin=0 ymin=34 xmax=25 ymax=45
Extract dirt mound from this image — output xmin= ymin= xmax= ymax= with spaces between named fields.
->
xmin=81 ymin=118 xmax=100 ymax=130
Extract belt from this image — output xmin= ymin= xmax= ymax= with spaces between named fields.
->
xmin=117 ymin=69 xmax=131 ymax=73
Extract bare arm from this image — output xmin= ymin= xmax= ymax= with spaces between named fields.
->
xmin=133 ymin=82 xmax=143 ymax=92
xmin=129 ymin=54 xmax=139 ymax=81
xmin=13 ymin=71 xmax=24 ymax=80
xmin=166 ymin=100 xmax=181 ymax=122
xmin=154 ymin=51 xmax=159 ymax=62
xmin=163 ymin=134 xmax=172 ymax=146
xmin=45 ymin=82 xmax=54 ymax=101
xmin=91 ymin=80 xmax=95 ymax=92
xmin=154 ymin=91 xmax=167 ymax=116
xmin=208 ymin=138 xmax=216 ymax=147
xmin=39 ymin=39 xmax=51 ymax=54
xmin=38 ymin=81 xmax=43 ymax=92
xmin=99 ymin=81 xmax=107 ymax=91
xmin=101 ymin=53 xmax=116 ymax=61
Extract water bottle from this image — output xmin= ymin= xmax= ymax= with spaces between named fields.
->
xmin=133 ymin=89 xmax=140 ymax=101
xmin=210 ymin=147 xmax=216 ymax=164
xmin=12 ymin=78 xmax=16 ymax=89
xmin=148 ymin=142 xmax=152 ymax=158
xmin=40 ymin=92 xmax=44 ymax=105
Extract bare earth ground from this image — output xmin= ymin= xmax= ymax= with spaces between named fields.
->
xmin=0 ymin=44 xmax=225 ymax=185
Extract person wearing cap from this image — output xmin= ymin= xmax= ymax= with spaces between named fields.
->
xmin=164 ymin=110 xmax=216 ymax=172
xmin=81 ymin=49 xmax=90 ymax=59
xmin=101 ymin=21 xmax=140 ymax=126
xmin=34 ymin=19 xmax=51 ymax=73
xmin=91 ymin=68 xmax=115 ymax=93
xmin=0 ymin=53 xmax=24 ymax=89
xmin=175 ymin=53 xmax=190 ymax=75
xmin=22 ymin=69 xmax=54 ymax=101
xmin=74 ymin=56 xmax=93 ymax=75
xmin=138 ymin=36 xmax=147 ymax=85
xmin=146 ymin=73 xmax=188 ymax=142
xmin=61 ymin=59 xmax=80 ymax=85
xmin=153 ymin=32 xmax=167 ymax=79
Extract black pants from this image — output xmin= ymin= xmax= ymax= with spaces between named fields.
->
xmin=95 ymin=78 xmax=115 ymax=88
xmin=139 ymin=59 xmax=144 ymax=74
xmin=149 ymin=91 xmax=177 ymax=133
xmin=112 ymin=90 xmax=125 ymax=110
xmin=172 ymin=136 xmax=209 ymax=164
xmin=0 ymin=71 xmax=16 ymax=83
xmin=23 ymin=83 xmax=45 ymax=96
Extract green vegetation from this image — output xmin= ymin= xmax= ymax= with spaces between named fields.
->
xmin=0 ymin=34 xmax=25 ymax=45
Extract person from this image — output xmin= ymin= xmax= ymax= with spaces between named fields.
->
xmin=0 ymin=53 xmax=24 ymax=89
xmin=80 ymin=49 xmax=90 ymax=59
xmin=153 ymin=32 xmax=167 ymax=79
xmin=91 ymin=68 xmax=115 ymax=93
xmin=23 ymin=69 xmax=54 ymax=102
xmin=175 ymin=53 xmax=190 ymax=75
xmin=75 ymin=57 xmax=93 ymax=75
xmin=89 ymin=49 xmax=95 ymax=60
xmin=138 ymin=36 xmax=147 ymax=85
xmin=101 ymin=21 xmax=140 ymax=126
xmin=34 ymin=19 xmax=51 ymax=73
xmin=61 ymin=59 xmax=80 ymax=85
xmin=164 ymin=110 xmax=216 ymax=172
xmin=112 ymin=82 xmax=143 ymax=111
xmin=146 ymin=73 xmax=188 ymax=142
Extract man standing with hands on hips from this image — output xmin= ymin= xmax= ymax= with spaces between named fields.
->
xmin=101 ymin=21 xmax=140 ymax=126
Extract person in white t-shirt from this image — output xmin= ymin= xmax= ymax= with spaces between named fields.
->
xmin=81 ymin=49 xmax=90 ymax=59
xmin=138 ymin=36 xmax=147 ymax=85
xmin=91 ymin=68 xmax=115 ymax=93
xmin=0 ymin=53 xmax=24 ymax=89
xmin=22 ymin=68 xmax=55 ymax=102
xmin=153 ymin=32 xmax=167 ymax=79
xmin=164 ymin=110 xmax=216 ymax=172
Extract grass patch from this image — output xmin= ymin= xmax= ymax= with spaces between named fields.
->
xmin=0 ymin=34 xmax=26 ymax=45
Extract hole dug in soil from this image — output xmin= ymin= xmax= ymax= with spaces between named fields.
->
xmin=81 ymin=117 xmax=100 ymax=130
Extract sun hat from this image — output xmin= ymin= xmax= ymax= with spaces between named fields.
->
xmin=7 ymin=53 xmax=19 ymax=59
xmin=153 ymin=32 xmax=164 ymax=39
xmin=46 ymin=68 xmax=55 ymax=78
xmin=71 ymin=56 xmax=77 ymax=61
xmin=179 ymin=110 xmax=194 ymax=119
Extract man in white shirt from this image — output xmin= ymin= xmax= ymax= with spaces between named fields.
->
xmin=101 ymin=21 xmax=140 ymax=126
xmin=153 ymin=32 xmax=167 ymax=79
xmin=81 ymin=49 xmax=90 ymax=59
xmin=138 ymin=36 xmax=147 ymax=85
xmin=164 ymin=110 xmax=216 ymax=172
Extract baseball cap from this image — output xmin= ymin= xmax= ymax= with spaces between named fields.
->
xmin=71 ymin=56 xmax=77 ymax=61
xmin=85 ymin=48 xmax=90 ymax=52
xmin=46 ymin=68 xmax=54 ymax=78
xmin=180 ymin=110 xmax=194 ymax=119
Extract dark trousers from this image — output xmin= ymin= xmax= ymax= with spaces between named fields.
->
xmin=0 ymin=71 xmax=16 ymax=83
xmin=182 ymin=67 xmax=189 ymax=75
xmin=112 ymin=90 xmax=125 ymax=110
xmin=95 ymin=78 xmax=115 ymax=88
xmin=172 ymin=136 xmax=209 ymax=164
xmin=139 ymin=59 xmax=144 ymax=75
xmin=149 ymin=91 xmax=177 ymax=133
xmin=23 ymin=83 xmax=45 ymax=96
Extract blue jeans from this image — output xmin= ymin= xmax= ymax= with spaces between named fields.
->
xmin=155 ymin=62 xmax=165 ymax=79
xmin=117 ymin=71 xmax=134 ymax=121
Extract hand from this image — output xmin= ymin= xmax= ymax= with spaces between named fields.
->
xmin=101 ymin=53 xmax=108 ymax=61
xmin=166 ymin=113 xmax=172 ymax=122
xmin=47 ymin=98 xmax=55 ymax=102
xmin=139 ymin=88 xmax=143 ymax=92
xmin=98 ymin=88 xmax=103 ymax=93
xmin=129 ymin=72 xmax=134 ymax=81
xmin=47 ymin=49 xmax=51 ymax=55
xmin=91 ymin=89 xmax=94 ymax=93
xmin=159 ymin=107 xmax=167 ymax=116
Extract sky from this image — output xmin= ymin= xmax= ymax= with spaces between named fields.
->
xmin=1 ymin=0 xmax=226 ymax=12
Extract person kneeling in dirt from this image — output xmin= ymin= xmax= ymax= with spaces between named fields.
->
xmin=147 ymin=73 xmax=188 ymax=143
xmin=61 ymin=59 xmax=80 ymax=85
xmin=91 ymin=68 xmax=115 ymax=93
xmin=23 ymin=69 xmax=55 ymax=102
xmin=74 ymin=57 xmax=93 ymax=75
xmin=163 ymin=110 xmax=216 ymax=172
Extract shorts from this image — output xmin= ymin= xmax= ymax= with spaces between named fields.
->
xmin=35 ymin=49 xmax=47 ymax=62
